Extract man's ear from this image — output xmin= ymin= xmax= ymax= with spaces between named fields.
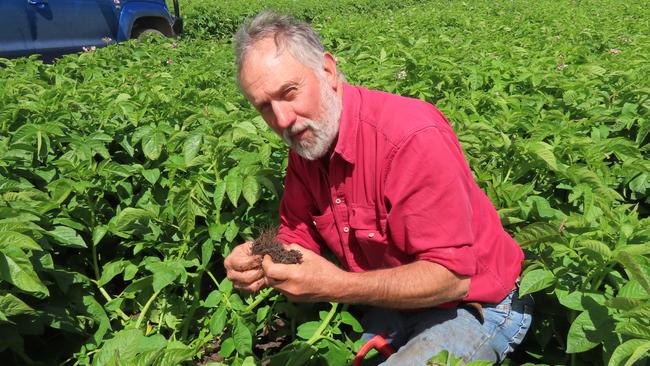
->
xmin=322 ymin=51 xmax=339 ymax=90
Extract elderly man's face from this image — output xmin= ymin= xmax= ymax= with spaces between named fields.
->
xmin=239 ymin=37 xmax=341 ymax=160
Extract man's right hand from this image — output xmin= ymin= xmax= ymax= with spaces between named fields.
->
xmin=224 ymin=242 xmax=266 ymax=293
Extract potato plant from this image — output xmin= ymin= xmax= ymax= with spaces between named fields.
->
xmin=1 ymin=0 xmax=649 ymax=365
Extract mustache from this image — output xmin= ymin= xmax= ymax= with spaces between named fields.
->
xmin=283 ymin=120 xmax=317 ymax=141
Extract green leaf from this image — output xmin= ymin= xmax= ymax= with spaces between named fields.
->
xmin=219 ymin=338 xmax=235 ymax=358
xmin=465 ymin=361 xmax=493 ymax=366
xmin=109 ymin=208 xmax=152 ymax=234
xmin=141 ymin=168 xmax=161 ymax=185
xmin=0 ymin=293 xmax=37 ymax=317
xmin=98 ymin=260 xmax=128 ymax=286
xmin=46 ymin=226 xmax=87 ymax=248
xmin=204 ymin=290 xmax=222 ymax=308
xmin=225 ymin=172 xmax=242 ymax=207
xmin=608 ymin=339 xmax=650 ymax=366
xmin=242 ymin=175 xmax=260 ymax=207
xmin=201 ymin=240 xmax=214 ymax=268
xmin=219 ymin=278 xmax=233 ymax=295
xmin=0 ymin=231 xmax=41 ymax=251
xmin=606 ymin=297 xmax=645 ymax=311
xmin=241 ymin=356 xmax=256 ymax=366
xmin=556 ymin=290 xmax=606 ymax=311
xmin=256 ymin=305 xmax=270 ymax=323
xmin=620 ymin=303 xmax=650 ymax=320
xmin=527 ymin=196 xmax=563 ymax=219
xmin=623 ymin=341 xmax=650 ymax=366
xmin=578 ymin=239 xmax=612 ymax=260
xmin=83 ymin=295 xmax=111 ymax=343
xmin=566 ymin=305 xmax=613 ymax=354
xmin=528 ymin=141 xmax=558 ymax=171
xmin=92 ymin=329 xmax=166 ymax=366
xmin=213 ymin=179 xmax=227 ymax=214
xmin=233 ymin=316 xmax=252 ymax=355
xmin=514 ymin=222 xmax=561 ymax=247
xmin=209 ymin=303 xmax=228 ymax=335
xmin=616 ymin=252 xmax=650 ymax=295
xmin=340 ymin=311 xmax=363 ymax=332
xmin=93 ymin=225 xmax=108 ymax=246
xmin=297 ymin=321 xmax=320 ymax=340
xmin=268 ymin=341 xmax=318 ymax=366
xmin=122 ymin=276 xmax=153 ymax=297
xmin=636 ymin=119 xmax=650 ymax=145
xmin=616 ymin=322 xmax=650 ymax=339
xmin=0 ymin=246 xmax=49 ymax=296
xmin=48 ymin=178 xmax=74 ymax=204
xmin=142 ymin=131 xmax=166 ymax=160
xmin=208 ymin=223 xmax=226 ymax=242
xmin=518 ymin=268 xmax=554 ymax=296
xmin=146 ymin=261 xmax=185 ymax=292
xmin=173 ymin=188 xmax=196 ymax=236
xmin=320 ymin=338 xmax=350 ymax=365
xmin=567 ymin=311 xmax=601 ymax=354
xmin=224 ymin=220 xmax=239 ymax=243
xmin=619 ymin=280 xmax=649 ymax=299
xmin=183 ymin=132 xmax=203 ymax=164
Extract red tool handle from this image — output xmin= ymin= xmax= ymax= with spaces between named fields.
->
xmin=352 ymin=335 xmax=396 ymax=366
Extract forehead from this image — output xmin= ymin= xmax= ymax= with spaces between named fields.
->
xmin=238 ymin=37 xmax=311 ymax=100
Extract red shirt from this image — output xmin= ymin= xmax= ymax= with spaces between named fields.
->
xmin=277 ymin=83 xmax=523 ymax=304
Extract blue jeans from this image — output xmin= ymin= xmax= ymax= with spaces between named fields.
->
xmin=359 ymin=288 xmax=534 ymax=365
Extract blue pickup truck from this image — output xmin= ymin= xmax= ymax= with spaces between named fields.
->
xmin=0 ymin=0 xmax=182 ymax=59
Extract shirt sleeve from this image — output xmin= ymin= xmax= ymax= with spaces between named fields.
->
xmin=384 ymin=126 xmax=478 ymax=276
xmin=276 ymin=152 xmax=323 ymax=254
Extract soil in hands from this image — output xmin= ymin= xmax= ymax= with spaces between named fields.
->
xmin=251 ymin=228 xmax=303 ymax=264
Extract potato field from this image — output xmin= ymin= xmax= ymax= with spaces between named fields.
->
xmin=1 ymin=0 xmax=649 ymax=365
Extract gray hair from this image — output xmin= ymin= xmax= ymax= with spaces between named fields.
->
xmin=234 ymin=11 xmax=343 ymax=80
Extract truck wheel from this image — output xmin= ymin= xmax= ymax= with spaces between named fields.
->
xmin=134 ymin=28 xmax=165 ymax=41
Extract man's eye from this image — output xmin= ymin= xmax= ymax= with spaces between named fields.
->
xmin=284 ymin=87 xmax=297 ymax=97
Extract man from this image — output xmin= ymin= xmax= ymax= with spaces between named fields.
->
xmin=224 ymin=11 xmax=533 ymax=365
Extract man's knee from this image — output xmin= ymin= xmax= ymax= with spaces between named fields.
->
xmin=382 ymin=307 xmax=497 ymax=365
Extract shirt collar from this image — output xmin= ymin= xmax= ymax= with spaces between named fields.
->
xmin=332 ymin=82 xmax=360 ymax=164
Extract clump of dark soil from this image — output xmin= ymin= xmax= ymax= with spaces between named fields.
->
xmin=251 ymin=228 xmax=303 ymax=264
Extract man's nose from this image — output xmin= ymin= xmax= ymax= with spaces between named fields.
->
xmin=271 ymin=101 xmax=296 ymax=130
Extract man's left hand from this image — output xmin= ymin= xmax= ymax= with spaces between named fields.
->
xmin=261 ymin=244 xmax=344 ymax=302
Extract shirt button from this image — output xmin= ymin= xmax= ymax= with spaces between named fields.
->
xmin=343 ymin=226 xmax=350 ymax=233
xmin=312 ymin=220 xmax=317 ymax=226
xmin=368 ymin=232 xmax=375 ymax=238
xmin=335 ymin=198 xmax=342 ymax=204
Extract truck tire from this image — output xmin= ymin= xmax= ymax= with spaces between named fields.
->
xmin=133 ymin=28 xmax=165 ymax=41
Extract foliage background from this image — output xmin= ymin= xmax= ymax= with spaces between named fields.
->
xmin=1 ymin=0 xmax=649 ymax=365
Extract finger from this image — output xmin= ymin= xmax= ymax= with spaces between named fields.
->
xmin=284 ymin=243 xmax=305 ymax=251
xmin=248 ymin=277 xmax=268 ymax=293
xmin=284 ymin=244 xmax=312 ymax=258
xmin=262 ymin=255 xmax=293 ymax=281
xmin=265 ymin=275 xmax=284 ymax=288
xmin=227 ymin=267 xmax=264 ymax=285
xmin=225 ymin=253 xmax=262 ymax=272
xmin=235 ymin=277 xmax=267 ymax=293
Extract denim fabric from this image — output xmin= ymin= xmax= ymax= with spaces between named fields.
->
xmin=359 ymin=288 xmax=533 ymax=365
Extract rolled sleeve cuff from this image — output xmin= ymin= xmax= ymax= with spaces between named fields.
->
xmin=415 ymin=245 xmax=478 ymax=277
xmin=276 ymin=225 xmax=322 ymax=255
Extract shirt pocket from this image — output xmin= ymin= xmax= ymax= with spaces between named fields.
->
xmin=349 ymin=204 xmax=391 ymax=269
xmin=311 ymin=208 xmax=344 ymax=262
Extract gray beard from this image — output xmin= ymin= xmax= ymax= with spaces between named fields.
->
xmin=282 ymin=79 xmax=341 ymax=160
